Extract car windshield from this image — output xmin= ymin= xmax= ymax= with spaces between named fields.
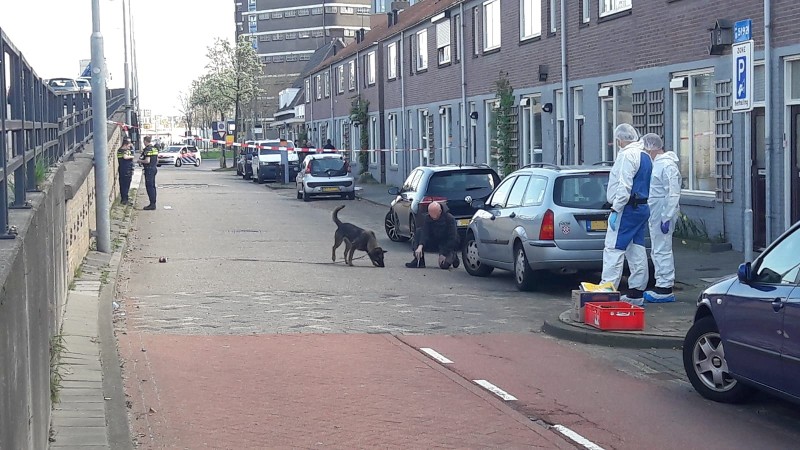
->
xmin=426 ymin=171 xmax=497 ymax=199
xmin=553 ymin=173 xmax=610 ymax=209
xmin=309 ymin=158 xmax=347 ymax=176
xmin=259 ymin=149 xmax=281 ymax=156
xmin=76 ymin=80 xmax=90 ymax=87
xmin=163 ymin=146 xmax=181 ymax=153
xmin=49 ymin=79 xmax=75 ymax=88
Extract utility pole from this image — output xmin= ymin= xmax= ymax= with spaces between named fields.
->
xmin=91 ymin=0 xmax=111 ymax=253
xmin=122 ymin=0 xmax=132 ymax=127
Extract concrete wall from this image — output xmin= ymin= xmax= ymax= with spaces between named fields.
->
xmin=0 ymin=120 xmax=122 ymax=449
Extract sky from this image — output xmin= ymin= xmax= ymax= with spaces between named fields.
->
xmin=1 ymin=0 xmax=234 ymax=116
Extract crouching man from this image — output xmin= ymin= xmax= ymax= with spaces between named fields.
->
xmin=405 ymin=201 xmax=461 ymax=269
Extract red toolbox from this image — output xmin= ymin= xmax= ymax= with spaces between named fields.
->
xmin=584 ymin=301 xmax=645 ymax=331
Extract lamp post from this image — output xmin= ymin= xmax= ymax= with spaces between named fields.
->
xmin=122 ymin=0 xmax=132 ymax=127
xmin=91 ymin=0 xmax=111 ymax=253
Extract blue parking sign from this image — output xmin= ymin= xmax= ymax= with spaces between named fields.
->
xmin=732 ymin=40 xmax=753 ymax=113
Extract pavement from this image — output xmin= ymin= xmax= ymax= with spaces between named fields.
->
xmin=353 ymin=181 xmax=746 ymax=349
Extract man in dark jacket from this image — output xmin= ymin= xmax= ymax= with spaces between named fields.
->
xmin=405 ymin=201 xmax=461 ymax=269
xmin=139 ymin=136 xmax=159 ymax=210
xmin=117 ymin=137 xmax=135 ymax=205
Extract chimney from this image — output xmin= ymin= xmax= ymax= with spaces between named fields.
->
xmin=387 ymin=12 xmax=394 ymax=27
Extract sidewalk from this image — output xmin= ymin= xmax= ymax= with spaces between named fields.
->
xmin=355 ymin=182 xmax=745 ymax=349
xmin=48 ymin=171 xmax=139 ymax=450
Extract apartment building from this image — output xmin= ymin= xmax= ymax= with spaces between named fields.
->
xmin=304 ymin=0 xmax=800 ymax=254
xmin=234 ymin=0 xmax=373 ymax=124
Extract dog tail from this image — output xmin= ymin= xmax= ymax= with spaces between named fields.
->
xmin=332 ymin=205 xmax=345 ymax=226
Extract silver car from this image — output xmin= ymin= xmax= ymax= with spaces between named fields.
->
xmin=463 ymin=164 xmax=633 ymax=291
xmin=296 ymin=153 xmax=355 ymax=201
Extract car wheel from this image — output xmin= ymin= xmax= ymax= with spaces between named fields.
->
xmin=682 ymin=315 xmax=754 ymax=403
xmin=236 ymin=166 xmax=242 ymax=176
xmin=384 ymin=211 xmax=407 ymax=242
xmin=302 ymin=190 xmax=311 ymax=202
xmin=462 ymin=232 xmax=493 ymax=277
xmin=296 ymin=183 xmax=303 ymax=200
xmin=195 ymin=160 xmax=201 ymax=167
xmin=175 ymin=159 xmax=182 ymax=167
xmin=409 ymin=214 xmax=417 ymax=246
xmin=513 ymin=242 xmax=537 ymax=291
xmin=347 ymin=191 xmax=356 ymax=200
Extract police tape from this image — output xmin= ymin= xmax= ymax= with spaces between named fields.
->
xmin=107 ymin=120 xmax=139 ymax=130
xmin=189 ymin=136 xmax=430 ymax=153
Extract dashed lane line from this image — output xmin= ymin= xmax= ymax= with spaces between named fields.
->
xmin=473 ymin=379 xmax=518 ymax=401
xmin=420 ymin=347 xmax=454 ymax=364
xmin=552 ymin=424 xmax=606 ymax=450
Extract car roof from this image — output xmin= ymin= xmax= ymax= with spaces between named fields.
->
xmin=307 ymin=153 xmax=342 ymax=159
xmin=514 ymin=164 xmax=612 ymax=175
xmin=418 ymin=164 xmax=497 ymax=173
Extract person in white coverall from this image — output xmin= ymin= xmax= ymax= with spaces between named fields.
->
xmin=601 ymin=124 xmax=652 ymax=306
xmin=641 ymin=133 xmax=681 ymax=302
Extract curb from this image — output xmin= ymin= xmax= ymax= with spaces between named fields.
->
xmin=541 ymin=310 xmax=684 ymax=350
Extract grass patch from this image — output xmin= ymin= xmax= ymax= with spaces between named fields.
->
xmin=50 ymin=334 xmax=67 ymax=404
xmin=35 ymin=158 xmax=49 ymax=188
xmin=100 ymin=269 xmax=110 ymax=285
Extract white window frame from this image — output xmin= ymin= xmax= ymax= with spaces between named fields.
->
xmin=520 ymin=95 xmax=543 ymax=165
xmin=440 ymin=106 xmax=452 ymax=164
xmin=369 ymin=116 xmax=379 ymax=165
xmin=416 ymin=30 xmax=428 ymax=71
xmin=305 ymin=79 xmax=311 ymax=103
xmin=472 ymin=7 xmax=481 ymax=57
xmin=599 ymin=80 xmax=633 ymax=161
xmin=336 ymin=66 xmax=344 ymax=94
xmin=315 ymin=75 xmax=322 ymax=100
xmin=366 ymin=51 xmax=376 ymax=85
xmin=418 ymin=110 xmax=430 ymax=164
xmin=388 ymin=42 xmax=398 ymax=80
xmin=348 ymin=60 xmax=356 ymax=91
xmin=599 ymin=0 xmax=632 ymax=18
xmin=671 ymin=68 xmax=716 ymax=195
xmin=573 ymin=87 xmax=585 ymax=164
xmin=436 ymin=19 xmax=452 ymax=65
xmin=483 ymin=0 xmax=501 ymax=51
xmin=520 ymin=0 xmax=542 ymax=40
xmin=555 ymin=89 xmax=565 ymax=164
xmin=324 ymin=71 xmax=330 ymax=98
xmin=389 ymin=114 xmax=399 ymax=166
xmin=582 ymin=0 xmax=591 ymax=23
xmin=549 ymin=0 xmax=557 ymax=33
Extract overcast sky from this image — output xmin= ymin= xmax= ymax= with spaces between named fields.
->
xmin=1 ymin=0 xmax=234 ymax=116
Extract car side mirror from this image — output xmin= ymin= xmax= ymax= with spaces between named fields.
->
xmin=737 ymin=262 xmax=752 ymax=283
xmin=388 ymin=187 xmax=401 ymax=196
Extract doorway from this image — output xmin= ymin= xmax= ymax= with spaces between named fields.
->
xmin=751 ymin=107 xmax=767 ymax=250
xmin=791 ymin=105 xmax=800 ymax=224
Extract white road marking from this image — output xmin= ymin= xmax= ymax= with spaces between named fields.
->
xmin=473 ymin=380 xmax=517 ymax=401
xmin=552 ymin=425 xmax=605 ymax=450
xmin=420 ymin=347 xmax=453 ymax=364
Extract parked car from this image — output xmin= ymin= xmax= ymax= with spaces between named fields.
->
xmin=296 ymin=153 xmax=355 ymax=201
xmin=251 ymin=140 xmax=298 ymax=183
xmin=463 ymin=164 xmax=618 ymax=291
xmin=683 ymin=220 xmax=800 ymax=405
xmin=75 ymin=78 xmax=91 ymax=92
xmin=157 ymin=145 xmax=201 ymax=167
xmin=48 ymin=78 xmax=82 ymax=94
xmin=384 ymin=164 xmax=501 ymax=244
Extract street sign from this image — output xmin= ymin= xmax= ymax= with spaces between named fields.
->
xmin=213 ymin=130 xmax=226 ymax=140
xmin=213 ymin=121 xmax=225 ymax=132
xmin=732 ymin=40 xmax=754 ymax=113
xmin=225 ymin=135 xmax=234 ymax=147
xmin=734 ymin=19 xmax=752 ymax=43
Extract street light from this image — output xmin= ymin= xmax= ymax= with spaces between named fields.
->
xmin=91 ymin=0 xmax=111 ymax=253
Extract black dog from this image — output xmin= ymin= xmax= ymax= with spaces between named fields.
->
xmin=332 ymin=205 xmax=387 ymax=267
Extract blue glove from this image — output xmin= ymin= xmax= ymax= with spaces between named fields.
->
xmin=661 ymin=220 xmax=670 ymax=234
xmin=609 ymin=212 xmax=618 ymax=231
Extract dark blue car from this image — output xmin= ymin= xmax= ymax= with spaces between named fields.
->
xmin=683 ymin=221 xmax=800 ymax=404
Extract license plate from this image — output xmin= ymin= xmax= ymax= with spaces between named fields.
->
xmin=587 ymin=220 xmax=608 ymax=231
xmin=322 ymin=187 xmax=339 ymax=192
xmin=457 ymin=218 xmax=471 ymax=227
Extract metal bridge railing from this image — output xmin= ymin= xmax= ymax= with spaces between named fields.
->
xmin=0 ymin=28 xmax=126 ymax=239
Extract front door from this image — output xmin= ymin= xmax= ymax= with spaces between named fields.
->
xmin=752 ymin=107 xmax=767 ymax=250
xmin=791 ymin=106 xmax=800 ymax=224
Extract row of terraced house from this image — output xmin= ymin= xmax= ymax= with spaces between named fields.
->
xmin=270 ymin=0 xmax=800 ymax=254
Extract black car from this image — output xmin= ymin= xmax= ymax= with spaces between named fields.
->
xmin=237 ymin=144 xmax=255 ymax=179
xmin=384 ymin=164 xmax=501 ymax=244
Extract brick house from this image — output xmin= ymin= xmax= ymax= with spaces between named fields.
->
xmin=305 ymin=0 xmax=800 ymax=253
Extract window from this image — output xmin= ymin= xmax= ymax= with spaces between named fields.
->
xmin=286 ymin=54 xmax=298 ymax=62
xmin=599 ymin=82 xmax=633 ymax=160
xmin=418 ymin=110 xmax=430 ymax=163
xmin=453 ymin=14 xmax=462 ymax=62
xmin=369 ymin=117 xmax=379 ymax=164
xmin=389 ymin=114 xmax=399 ymax=166
xmin=488 ymin=176 xmax=516 ymax=208
xmin=573 ymin=88 xmax=585 ymax=164
xmin=311 ymin=30 xmax=324 ymax=37
xmin=324 ymin=72 xmax=330 ymax=98
xmin=285 ymin=10 xmax=297 ymax=17
xmin=325 ymin=6 xmax=337 ymax=13
xmin=673 ymin=70 xmax=715 ymax=192
xmin=286 ymin=32 xmax=297 ymax=40
xmin=416 ymin=30 xmax=428 ymax=71
xmin=258 ymin=13 xmax=269 ymax=20
xmin=600 ymin=0 xmax=632 ymax=17
xmin=520 ymin=96 xmax=543 ymax=165
xmin=366 ymin=51 xmax=376 ymax=85
xmin=341 ymin=6 xmax=354 ymax=14
xmin=554 ymin=173 xmax=611 ymax=209
xmin=753 ymin=228 xmax=800 ymax=284
xmin=357 ymin=7 xmax=371 ymax=15
xmin=440 ymin=106 xmax=452 ymax=164
xmin=402 ymin=170 xmax=421 ymax=192
xmin=506 ymin=176 xmax=531 ymax=208
xmin=315 ymin=75 xmax=322 ymax=100
xmin=311 ymin=7 xmax=323 ymax=15
xmin=299 ymin=30 xmax=311 ymax=39
xmin=581 ymin=0 xmax=591 ymax=23
xmin=336 ymin=66 xmax=344 ymax=94
xmin=298 ymin=9 xmax=310 ymax=16
xmin=273 ymin=33 xmax=284 ymax=41
xmin=521 ymin=0 xmax=542 ymax=40
xmin=348 ymin=60 xmax=356 ymax=90
xmin=388 ymin=42 xmax=398 ymax=79
xmin=259 ymin=35 xmax=270 ymax=41
xmin=272 ymin=55 xmax=284 ymax=63
xmin=483 ymin=0 xmax=501 ymax=51
xmin=271 ymin=11 xmax=283 ymax=19
xmin=436 ymin=20 xmax=452 ymax=65
xmin=523 ymin=177 xmax=548 ymax=206
xmin=344 ymin=29 xmax=355 ymax=37
xmin=472 ymin=7 xmax=480 ymax=56
xmin=299 ymin=54 xmax=311 ymax=61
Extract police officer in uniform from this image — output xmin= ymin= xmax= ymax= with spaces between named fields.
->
xmin=139 ymin=136 xmax=159 ymax=210
xmin=117 ymin=137 xmax=135 ymax=205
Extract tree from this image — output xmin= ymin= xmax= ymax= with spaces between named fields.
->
xmin=349 ymin=95 xmax=370 ymax=177
xmin=494 ymin=71 xmax=516 ymax=177
xmin=177 ymin=88 xmax=195 ymax=135
xmin=204 ymin=36 xmax=262 ymax=167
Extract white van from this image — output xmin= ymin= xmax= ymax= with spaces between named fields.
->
xmin=250 ymin=140 xmax=297 ymax=183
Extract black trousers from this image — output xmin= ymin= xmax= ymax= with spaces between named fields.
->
xmin=144 ymin=166 xmax=157 ymax=205
xmin=118 ymin=172 xmax=132 ymax=202
xmin=412 ymin=235 xmax=459 ymax=269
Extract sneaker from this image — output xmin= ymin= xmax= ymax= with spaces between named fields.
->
xmin=620 ymin=295 xmax=644 ymax=307
xmin=644 ymin=287 xmax=675 ymax=303
xmin=143 ymin=204 xmax=156 ymax=210
xmin=405 ymin=256 xmax=425 ymax=268
xmin=452 ymin=255 xmax=460 ymax=269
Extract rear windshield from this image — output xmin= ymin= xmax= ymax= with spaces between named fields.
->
xmin=310 ymin=158 xmax=347 ymax=175
xmin=553 ymin=173 xmax=610 ymax=210
xmin=259 ymin=149 xmax=281 ymax=156
xmin=426 ymin=171 xmax=498 ymax=198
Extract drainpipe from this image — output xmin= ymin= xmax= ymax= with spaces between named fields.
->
xmin=559 ymin=0 xmax=570 ymax=165
xmin=764 ymin=0 xmax=773 ymax=240
xmin=400 ymin=29 xmax=408 ymax=176
xmin=329 ymin=63 xmax=334 ymax=145
xmin=459 ymin=1 xmax=468 ymax=165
